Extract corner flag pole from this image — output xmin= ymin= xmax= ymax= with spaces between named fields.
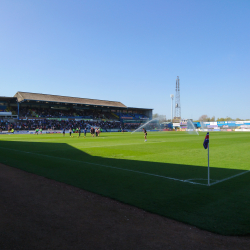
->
xmin=203 ymin=132 xmax=210 ymax=186
xmin=208 ymin=142 xmax=210 ymax=186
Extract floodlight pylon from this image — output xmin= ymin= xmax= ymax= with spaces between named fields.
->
xmin=170 ymin=94 xmax=174 ymax=122
xmin=174 ymin=76 xmax=181 ymax=120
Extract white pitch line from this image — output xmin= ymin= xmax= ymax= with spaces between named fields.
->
xmin=0 ymin=146 xmax=205 ymax=186
xmin=210 ymin=170 xmax=250 ymax=186
xmin=3 ymin=146 xmax=247 ymax=186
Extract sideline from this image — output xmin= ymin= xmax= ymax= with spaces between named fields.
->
xmin=1 ymin=146 xmax=248 ymax=186
xmin=0 ymin=146 xmax=206 ymax=186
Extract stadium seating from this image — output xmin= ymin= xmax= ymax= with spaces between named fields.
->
xmin=0 ymin=107 xmax=149 ymax=132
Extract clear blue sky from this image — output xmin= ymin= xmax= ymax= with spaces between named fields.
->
xmin=1 ymin=0 xmax=249 ymax=120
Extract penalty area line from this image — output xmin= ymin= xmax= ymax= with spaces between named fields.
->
xmin=0 ymin=146 xmax=205 ymax=186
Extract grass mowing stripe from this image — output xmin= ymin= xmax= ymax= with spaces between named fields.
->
xmin=0 ymin=146 xmax=205 ymax=186
xmin=1 ymin=141 xmax=248 ymax=186
xmin=35 ymin=140 xmax=168 ymax=152
xmin=1 ymin=145 xmax=248 ymax=186
xmin=1 ymin=132 xmax=250 ymax=235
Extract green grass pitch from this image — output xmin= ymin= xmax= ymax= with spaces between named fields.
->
xmin=0 ymin=131 xmax=249 ymax=235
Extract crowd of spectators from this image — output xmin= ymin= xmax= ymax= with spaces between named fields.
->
xmin=15 ymin=107 xmax=119 ymax=120
xmin=10 ymin=107 xmax=147 ymax=121
xmin=0 ymin=107 xmax=148 ymax=132
xmin=18 ymin=108 xmax=92 ymax=119
xmin=0 ymin=119 xmax=141 ymax=132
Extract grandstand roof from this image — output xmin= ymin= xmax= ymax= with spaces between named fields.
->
xmin=14 ymin=92 xmax=127 ymax=108
xmin=0 ymin=96 xmax=17 ymax=103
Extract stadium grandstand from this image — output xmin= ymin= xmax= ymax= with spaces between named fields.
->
xmin=0 ymin=92 xmax=152 ymax=132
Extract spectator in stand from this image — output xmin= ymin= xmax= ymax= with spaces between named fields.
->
xmin=0 ymin=109 xmax=147 ymax=132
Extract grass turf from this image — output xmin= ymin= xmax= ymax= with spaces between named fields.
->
xmin=0 ymin=131 xmax=249 ymax=235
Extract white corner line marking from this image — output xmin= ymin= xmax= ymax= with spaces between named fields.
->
xmin=0 ymin=146 xmax=206 ymax=186
xmin=210 ymin=170 xmax=250 ymax=186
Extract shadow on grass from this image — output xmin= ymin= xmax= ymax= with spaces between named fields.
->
xmin=0 ymin=140 xmax=250 ymax=236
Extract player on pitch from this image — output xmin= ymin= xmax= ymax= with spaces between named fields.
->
xmin=143 ymin=128 xmax=147 ymax=142
xmin=78 ymin=127 xmax=81 ymax=138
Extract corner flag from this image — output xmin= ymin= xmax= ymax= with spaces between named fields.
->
xmin=203 ymin=132 xmax=210 ymax=186
xmin=203 ymin=132 xmax=209 ymax=149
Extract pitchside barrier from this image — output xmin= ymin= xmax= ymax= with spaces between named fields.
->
xmin=0 ymin=129 xmax=129 ymax=135
xmin=0 ymin=130 xmax=62 ymax=134
xmin=1 ymin=128 xmax=250 ymax=135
